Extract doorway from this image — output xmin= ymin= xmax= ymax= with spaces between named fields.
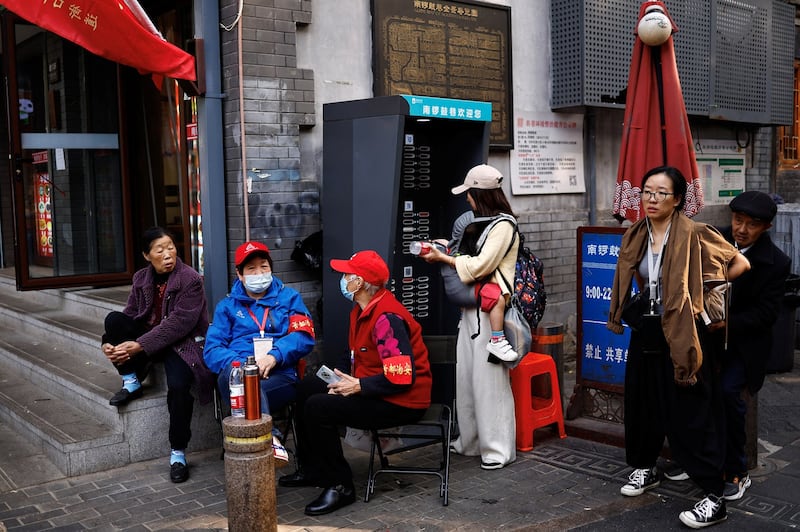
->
xmin=3 ymin=17 xmax=132 ymax=288
xmin=0 ymin=10 xmax=202 ymax=289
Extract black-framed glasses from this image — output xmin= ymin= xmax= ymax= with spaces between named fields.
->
xmin=638 ymin=190 xmax=674 ymax=202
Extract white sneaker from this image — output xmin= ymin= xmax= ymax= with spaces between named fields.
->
xmin=679 ymin=494 xmax=727 ymax=528
xmin=273 ymin=436 xmax=289 ymax=465
xmin=480 ymin=460 xmax=504 ymax=470
xmin=722 ymin=474 xmax=751 ymax=501
xmin=620 ymin=467 xmax=660 ymax=496
xmin=487 ymin=338 xmax=517 ymax=362
xmin=664 ymin=467 xmax=689 ymax=481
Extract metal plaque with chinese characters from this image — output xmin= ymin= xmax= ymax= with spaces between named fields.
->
xmin=372 ymin=0 xmax=512 ymax=148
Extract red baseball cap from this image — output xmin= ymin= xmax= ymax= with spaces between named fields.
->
xmin=235 ymin=241 xmax=271 ymax=267
xmin=330 ymin=250 xmax=389 ymax=286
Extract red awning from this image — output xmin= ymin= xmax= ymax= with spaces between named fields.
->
xmin=613 ymin=1 xmax=703 ymax=223
xmin=0 ymin=0 xmax=195 ymax=82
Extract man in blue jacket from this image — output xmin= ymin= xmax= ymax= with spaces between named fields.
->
xmin=719 ymin=192 xmax=790 ymax=500
xmin=204 ymin=241 xmax=315 ymax=459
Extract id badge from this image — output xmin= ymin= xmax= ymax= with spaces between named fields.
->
xmin=253 ymin=336 xmax=273 ymax=358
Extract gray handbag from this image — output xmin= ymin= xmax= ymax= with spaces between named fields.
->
xmin=498 ymin=270 xmax=532 ymax=369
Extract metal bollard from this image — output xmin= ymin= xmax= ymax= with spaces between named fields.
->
xmin=532 ymin=322 xmax=565 ymax=396
xmin=223 ymin=414 xmax=276 ymax=532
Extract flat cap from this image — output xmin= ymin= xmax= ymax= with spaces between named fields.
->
xmin=729 ymin=191 xmax=777 ymax=222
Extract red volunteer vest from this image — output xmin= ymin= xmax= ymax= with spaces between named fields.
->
xmin=348 ymin=289 xmax=432 ymax=410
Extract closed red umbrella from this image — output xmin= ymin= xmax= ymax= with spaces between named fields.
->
xmin=613 ymin=1 xmax=703 ymax=223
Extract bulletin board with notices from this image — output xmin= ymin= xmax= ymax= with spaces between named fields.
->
xmin=695 ymin=139 xmax=746 ymax=206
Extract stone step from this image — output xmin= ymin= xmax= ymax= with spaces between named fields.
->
xmin=0 ymin=275 xmax=221 ymax=477
xmin=0 ymin=289 xmax=109 ymax=366
xmin=0 ymin=321 xmax=125 ymax=428
xmin=0 ymin=418 xmax=65 ymax=491
xmin=0 ymin=271 xmax=129 ymax=324
xmin=0 ymin=353 xmax=127 ymax=477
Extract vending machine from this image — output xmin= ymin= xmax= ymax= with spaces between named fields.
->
xmin=321 ymin=95 xmax=492 ymax=379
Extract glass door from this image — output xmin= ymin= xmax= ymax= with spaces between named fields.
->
xmin=4 ymin=16 xmax=133 ymax=288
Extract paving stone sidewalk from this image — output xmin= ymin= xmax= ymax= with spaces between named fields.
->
xmin=1 ymin=351 xmax=798 ymax=531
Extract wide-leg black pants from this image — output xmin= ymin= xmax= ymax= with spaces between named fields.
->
xmin=624 ymin=323 xmax=725 ymax=496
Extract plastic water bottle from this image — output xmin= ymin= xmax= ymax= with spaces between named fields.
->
xmin=229 ymin=360 xmax=245 ymax=418
xmin=410 ymin=240 xmax=448 ymax=255
xmin=409 ymin=241 xmax=432 ymax=255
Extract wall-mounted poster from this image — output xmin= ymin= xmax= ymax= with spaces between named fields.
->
xmin=372 ymin=0 xmax=513 ymax=149
xmin=510 ymin=112 xmax=585 ymax=195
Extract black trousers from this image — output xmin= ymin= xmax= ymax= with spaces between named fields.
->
xmin=293 ymin=375 xmax=426 ymax=488
xmin=104 ymin=311 xmax=195 ymax=450
xmin=624 ymin=323 xmax=725 ymax=496
xmin=720 ymin=355 xmax=748 ymax=478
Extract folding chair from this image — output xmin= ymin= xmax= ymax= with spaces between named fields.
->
xmin=364 ymin=335 xmax=456 ymax=506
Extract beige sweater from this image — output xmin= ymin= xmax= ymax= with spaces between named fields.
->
xmin=454 ymin=219 xmax=518 ymax=297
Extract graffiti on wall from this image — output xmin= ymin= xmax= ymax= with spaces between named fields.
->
xmin=248 ymin=189 xmax=320 ymax=249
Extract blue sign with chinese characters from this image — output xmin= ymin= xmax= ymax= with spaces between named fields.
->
xmin=401 ymin=95 xmax=491 ymax=122
xmin=578 ymin=228 xmax=630 ymax=386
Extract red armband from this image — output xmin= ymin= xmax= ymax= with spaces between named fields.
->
xmin=382 ymin=355 xmax=413 ymax=385
xmin=288 ymin=314 xmax=315 ymax=338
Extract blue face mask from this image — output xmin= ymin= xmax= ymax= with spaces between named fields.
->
xmin=340 ymin=275 xmax=356 ymax=301
xmin=244 ymin=272 xmax=272 ymax=294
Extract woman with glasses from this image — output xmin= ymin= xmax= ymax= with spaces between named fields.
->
xmin=607 ymin=166 xmax=750 ymax=529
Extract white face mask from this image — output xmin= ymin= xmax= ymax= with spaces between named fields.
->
xmin=244 ymin=272 xmax=272 ymax=294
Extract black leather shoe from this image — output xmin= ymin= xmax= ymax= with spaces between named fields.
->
xmin=279 ymin=470 xmax=322 ymax=488
xmin=109 ymin=387 xmax=143 ymax=407
xmin=304 ymin=485 xmax=356 ymax=516
xmin=170 ymin=462 xmax=189 ymax=483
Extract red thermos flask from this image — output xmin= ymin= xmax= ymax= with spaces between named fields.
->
xmin=244 ymin=355 xmax=261 ymax=420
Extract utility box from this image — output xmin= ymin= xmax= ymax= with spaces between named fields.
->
xmin=321 ymin=95 xmax=492 ymax=365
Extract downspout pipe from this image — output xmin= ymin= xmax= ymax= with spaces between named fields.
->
xmin=195 ymin=0 xmax=228 ymax=311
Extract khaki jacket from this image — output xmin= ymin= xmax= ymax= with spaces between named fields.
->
xmin=607 ymin=210 xmax=739 ymax=385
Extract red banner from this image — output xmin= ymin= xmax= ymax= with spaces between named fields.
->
xmin=0 ymin=0 xmax=195 ymax=81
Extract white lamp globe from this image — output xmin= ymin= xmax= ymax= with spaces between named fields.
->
xmin=637 ymin=7 xmax=672 ymax=47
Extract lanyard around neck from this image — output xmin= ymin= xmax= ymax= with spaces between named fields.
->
xmin=646 ymin=221 xmax=671 ymax=305
xmin=246 ymin=305 xmax=269 ymax=338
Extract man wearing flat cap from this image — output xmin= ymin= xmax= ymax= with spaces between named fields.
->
xmin=717 ymin=191 xmax=790 ymax=500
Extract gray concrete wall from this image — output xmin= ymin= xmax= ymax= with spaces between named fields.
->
xmin=217 ymin=0 xmax=776 ymax=346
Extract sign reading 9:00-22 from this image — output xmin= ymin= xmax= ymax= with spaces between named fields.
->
xmin=577 ymin=227 xmax=630 ymax=387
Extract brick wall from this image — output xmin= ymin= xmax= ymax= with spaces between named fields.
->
xmin=746 ymin=126 xmax=773 ymax=193
xmin=518 ymin=208 xmax=590 ymax=351
xmin=219 ymin=0 xmax=321 ymax=315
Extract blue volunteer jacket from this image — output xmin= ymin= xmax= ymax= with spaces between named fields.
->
xmin=203 ymin=277 xmax=315 ymax=376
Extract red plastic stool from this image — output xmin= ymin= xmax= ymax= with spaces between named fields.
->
xmin=510 ymin=352 xmax=567 ymax=451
